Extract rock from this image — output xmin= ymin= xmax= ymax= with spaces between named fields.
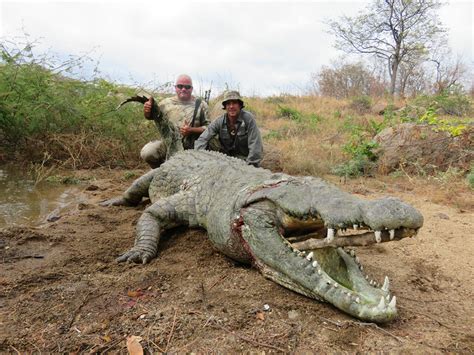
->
xmin=85 ymin=184 xmax=99 ymax=191
xmin=288 ymin=310 xmax=300 ymax=320
xmin=374 ymin=123 xmax=473 ymax=174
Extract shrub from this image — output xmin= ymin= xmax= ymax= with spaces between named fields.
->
xmin=349 ymin=95 xmax=372 ymax=113
xmin=467 ymin=164 xmax=474 ymax=190
xmin=0 ymin=38 xmax=153 ymax=167
xmin=332 ymin=156 xmax=377 ymax=178
xmin=277 ymin=105 xmax=302 ymax=122
xmin=414 ymin=90 xmax=472 ymax=117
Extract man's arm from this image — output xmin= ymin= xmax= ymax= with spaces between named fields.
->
xmin=181 ymin=100 xmax=209 ymax=136
xmin=245 ymin=115 xmax=264 ymax=167
xmin=194 ymin=117 xmax=222 ymax=150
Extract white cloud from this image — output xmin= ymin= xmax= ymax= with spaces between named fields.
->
xmin=1 ymin=0 xmax=473 ymax=95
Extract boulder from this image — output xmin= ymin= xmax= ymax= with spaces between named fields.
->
xmin=373 ymin=123 xmax=473 ymax=174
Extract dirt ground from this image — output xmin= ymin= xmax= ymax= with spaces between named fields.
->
xmin=1 ymin=167 xmax=473 ymax=353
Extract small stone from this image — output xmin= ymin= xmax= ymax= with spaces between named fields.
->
xmin=436 ymin=213 xmax=449 ymax=220
xmin=288 ymin=310 xmax=299 ymax=320
xmin=77 ymin=203 xmax=88 ymax=210
xmin=263 ymin=304 xmax=270 ymax=311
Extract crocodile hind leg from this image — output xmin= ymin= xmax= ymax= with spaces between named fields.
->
xmin=100 ymin=169 xmax=156 ymax=207
xmin=117 ymin=191 xmax=196 ymax=263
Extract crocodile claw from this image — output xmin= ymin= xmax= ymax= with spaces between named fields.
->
xmin=99 ymin=197 xmax=132 ymax=207
xmin=116 ymin=248 xmax=154 ymax=264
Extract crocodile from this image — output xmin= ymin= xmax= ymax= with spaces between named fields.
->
xmin=102 ymin=101 xmax=423 ymax=323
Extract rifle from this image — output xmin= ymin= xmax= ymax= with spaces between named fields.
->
xmin=204 ymin=81 xmax=212 ymax=104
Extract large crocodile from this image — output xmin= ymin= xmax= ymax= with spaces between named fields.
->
xmin=102 ymin=101 xmax=423 ymax=323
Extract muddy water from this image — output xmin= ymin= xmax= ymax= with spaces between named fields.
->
xmin=0 ymin=166 xmax=84 ymax=228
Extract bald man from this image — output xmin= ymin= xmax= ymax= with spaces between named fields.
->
xmin=141 ymin=74 xmax=209 ymax=168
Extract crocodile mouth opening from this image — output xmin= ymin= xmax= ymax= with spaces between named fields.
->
xmin=280 ymin=212 xmax=419 ymax=251
xmin=239 ymin=201 xmax=421 ymax=322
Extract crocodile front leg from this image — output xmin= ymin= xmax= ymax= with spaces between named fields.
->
xmin=117 ymin=191 xmax=196 ymax=263
xmin=100 ymin=170 xmax=156 ymax=207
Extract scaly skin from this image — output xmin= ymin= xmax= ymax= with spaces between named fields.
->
xmin=102 ymin=149 xmax=423 ymax=323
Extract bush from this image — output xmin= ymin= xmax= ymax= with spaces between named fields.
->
xmin=349 ymin=95 xmax=372 ymax=113
xmin=414 ymin=90 xmax=472 ymax=117
xmin=467 ymin=164 xmax=474 ymax=190
xmin=277 ymin=105 xmax=302 ymax=122
xmin=0 ymin=38 xmax=153 ymax=167
xmin=332 ymin=156 xmax=376 ymax=177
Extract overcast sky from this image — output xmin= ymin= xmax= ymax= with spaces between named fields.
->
xmin=1 ymin=0 xmax=473 ymax=96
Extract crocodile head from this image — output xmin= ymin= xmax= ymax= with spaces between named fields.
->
xmin=237 ymin=175 xmax=423 ymax=323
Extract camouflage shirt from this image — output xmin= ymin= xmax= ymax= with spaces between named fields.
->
xmin=155 ymin=96 xmax=210 ymax=149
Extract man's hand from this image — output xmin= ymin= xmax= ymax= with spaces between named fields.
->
xmin=180 ymin=120 xmax=192 ymax=136
xmin=144 ymin=97 xmax=154 ymax=119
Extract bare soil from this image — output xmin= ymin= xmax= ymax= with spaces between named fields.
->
xmin=1 ymin=168 xmax=473 ymax=353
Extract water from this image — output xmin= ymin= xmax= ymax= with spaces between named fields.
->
xmin=0 ymin=166 xmax=83 ymax=228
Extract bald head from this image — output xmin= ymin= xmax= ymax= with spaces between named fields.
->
xmin=175 ymin=74 xmax=193 ymax=102
xmin=175 ymin=74 xmax=193 ymax=86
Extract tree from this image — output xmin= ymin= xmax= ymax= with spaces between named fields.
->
xmin=312 ymin=61 xmax=385 ymax=98
xmin=327 ymin=0 xmax=446 ymax=96
xmin=430 ymin=50 xmax=468 ymax=94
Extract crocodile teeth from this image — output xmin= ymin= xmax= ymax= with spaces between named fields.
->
xmin=317 ymin=269 xmax=322 ymax=275
xmin=389 ymin=229 xmax=395 ymax=240
xmin=382 ymin=276 xmax=390 ymax=292
xmin=334 ymin=283 xmax=338 ymax=288
xmin=375 ymin=230 xmax=382 ymax=243
xmin=377 ymin=296 xmax=386 ymax=309
xmin=326 ymin=228 xmax=335 ymax=243
xmin=355 ymin=256 xmax=360 ymax=264
xmin=306 ymin=251 xmax=314 ymax=260
xmin=353 ymin=224 xmax=359 ymax=230
xmin=388 ymin=296 xmax=397 ymax=309
xmin=312 ymin=261 xmax=318 ymax=267
xmin=349 ymin=249 xmax=355 ymax=257
xmin=355 ymin=297 xmax=360 ymax=303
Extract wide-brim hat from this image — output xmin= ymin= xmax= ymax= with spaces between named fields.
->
xmin=221 ymin=90 xmax=245 ymax=109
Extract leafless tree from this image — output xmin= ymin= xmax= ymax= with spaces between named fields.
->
xmin=327 ymin=0 xmax=446 ymax=96
xmin=430 ymin=49 xmax=468 ymax=94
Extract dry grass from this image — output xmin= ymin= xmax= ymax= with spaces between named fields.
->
xmin=207 ymin=94 xmax=473 ymax=211
xmin=237 ymin=95 xmax=372 ymax=175
xmin=339 ymin=173 xmax=474 ymax=211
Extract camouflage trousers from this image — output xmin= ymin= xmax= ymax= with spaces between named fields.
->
xmin=140 ymin=138 xmax=221 ymax=169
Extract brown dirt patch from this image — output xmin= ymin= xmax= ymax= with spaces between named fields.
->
xmin=1 ymin=169 xmax=473 ymax=352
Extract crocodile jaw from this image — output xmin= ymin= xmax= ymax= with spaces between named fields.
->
xmin=239 ymin=201 xmax=419 ymax=323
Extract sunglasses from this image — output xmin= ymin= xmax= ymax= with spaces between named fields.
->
xmin=176 ymin=84 xmax=193 ymax=90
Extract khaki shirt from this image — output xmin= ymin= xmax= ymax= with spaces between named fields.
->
xmin=157 ymin=96 xmax=210 ymax=149
xmin=158 ymin=96 xmax=209 ymax=128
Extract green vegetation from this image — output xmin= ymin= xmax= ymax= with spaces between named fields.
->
xmin=467 ymin=164 xmax=474 ymax=190
xmin=1 ymin=38 xmax=472 ymax=184
xmin=277 ymin=105 xmax=303 ymax=122
xmin=0 ymin=41 xmax=154 ymax=167
xmin=349 ymin=95 xmax=372 ymax=113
